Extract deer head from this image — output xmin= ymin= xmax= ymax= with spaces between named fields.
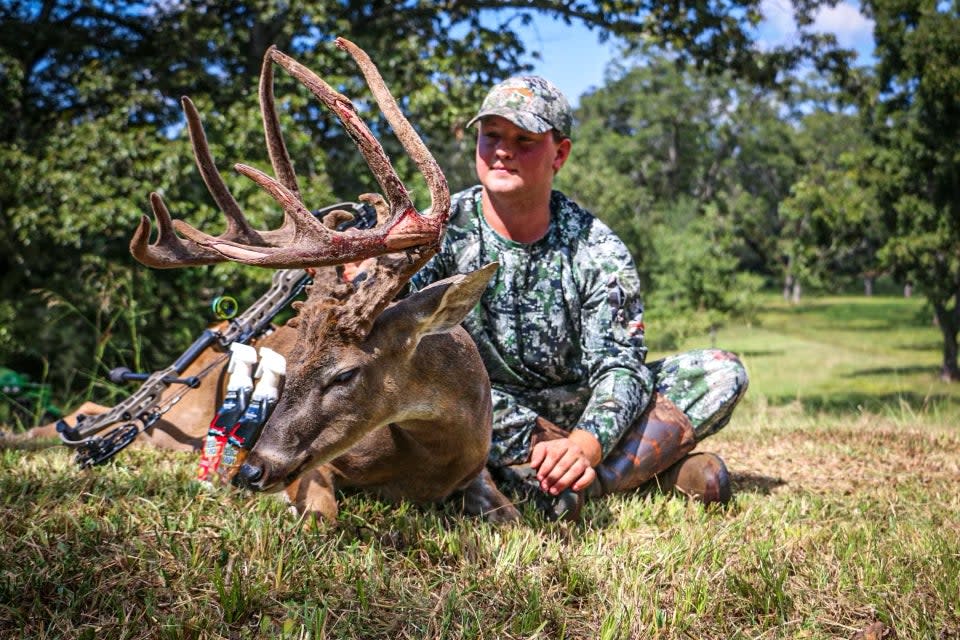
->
xmin=133 ymin=39 xmax=499 ymax=502
xmin=240 ymin=259 xmax=499 ymax=493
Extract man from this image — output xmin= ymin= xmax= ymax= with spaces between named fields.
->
xmin=410 ymin=76 xmax=748 ymax=519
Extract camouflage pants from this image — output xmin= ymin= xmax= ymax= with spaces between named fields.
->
xmin=647 ymin=348 xmax=749 ymax=441
xmin=495 ymin=348 xmax=748 ymax=514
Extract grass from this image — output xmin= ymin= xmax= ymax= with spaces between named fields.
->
xmin=2 ymin=293 xmax=959 ymax=639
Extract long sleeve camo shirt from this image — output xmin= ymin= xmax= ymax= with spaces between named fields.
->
xmin=409 ymin=186 xmax=653 ymax=467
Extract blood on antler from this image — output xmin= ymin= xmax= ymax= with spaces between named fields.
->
xmin=130 ymin=37 xmax=449 ymax=270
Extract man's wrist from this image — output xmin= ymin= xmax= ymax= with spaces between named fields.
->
xmin=568 ymin=428 xmax=602 ymax=466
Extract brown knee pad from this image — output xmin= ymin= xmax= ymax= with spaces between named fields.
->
xmin=591 ymin=393 xmax=696 ymax=496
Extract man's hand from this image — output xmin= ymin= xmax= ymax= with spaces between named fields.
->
xmin=529 ymin=429 xmax=602 ymax=495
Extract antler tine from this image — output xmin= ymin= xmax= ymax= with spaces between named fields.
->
xmin=176 ymin=46 xmax=396 ymax=268
xmin=131 ymin=96 xmax=306 ymax=269
xmin=135 ymin=40 xmax=448 ymax=270
xmin=360 ymin=193 xmax=390 ymax=225
xmin=174 ymin=160 xmax=396 ymax=268
xmin=259 ymin=46 xmax=299 ymax=240
xmin=267 ymin=47 xmax=412 ymax=213
xmin=169 ymin=92 xmax=331 ymax=264
xmin=129 ymin=192 xmax=227 ymax=268
xmin=335 ymin=37 xmax=450 ymax=222
xmin=177 ymin=96 xmax=266 ymax=244
xmin=260 ymin=48 xmax=299 ymax=197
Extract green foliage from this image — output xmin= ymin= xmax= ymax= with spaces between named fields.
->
xmin=0 ymin=0 xmax=861 ymax=401
xmin=0 ymin=1 xmax=534 ymax=397
xmin=859 ymin=0 xmax=960 ymax=379
xmin=779 ymin=106 xmax=881 ymax=293
xmin=644 ymin=214 xmax=764 ymax=349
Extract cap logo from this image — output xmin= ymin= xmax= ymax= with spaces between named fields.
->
xmin=507 ymin=88 xmax=534 ymax=99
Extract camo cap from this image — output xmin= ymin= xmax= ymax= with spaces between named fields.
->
xmin=467 ymin=76 xmax=572 ymax=139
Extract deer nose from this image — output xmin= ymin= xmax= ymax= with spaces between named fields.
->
xmin=233 ymin=462 xmax=264 ymax=490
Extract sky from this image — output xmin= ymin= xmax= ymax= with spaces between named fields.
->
xmin=521 ymin=0 xmax=877 ymax=106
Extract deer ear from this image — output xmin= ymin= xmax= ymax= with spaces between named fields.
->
xmin=397 ymin=262 xmax=499 ymax=338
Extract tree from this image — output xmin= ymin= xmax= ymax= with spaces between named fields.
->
xmin=778 ymin=96 xmax=882 ymax=299
xmin=860 ymin=0 xmax=960 ymax=380
xmin=0 ymin=0 xmax=847 ymax=400
xmin=557 ymin=52 xmax=799 ymax=345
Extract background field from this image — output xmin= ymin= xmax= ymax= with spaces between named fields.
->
xmin=2 ymin=294 xmax=958 ymax=639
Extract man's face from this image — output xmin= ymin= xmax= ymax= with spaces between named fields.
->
xmin=475 ymin=116 xmax=570 ymax=199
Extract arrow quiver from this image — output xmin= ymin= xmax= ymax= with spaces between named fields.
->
xmin=57 ymin=201 xmax=372 ymax=468
xmin=196 ymin=344 xmax=256 ymax=483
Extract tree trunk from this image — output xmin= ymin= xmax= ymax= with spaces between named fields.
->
xmin=940 ymin=335 xmax=959 ymax=382
xmin=933 ymin=302 xmax=960 ymax=382
xmin=791 ymin=280 xmax=802 ymax=304
xmin=864 ymin=277 xmax=873 ymax=296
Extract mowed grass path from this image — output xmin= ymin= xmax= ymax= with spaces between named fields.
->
xmin=681 ymin=295 xmax=956 ymax=417
xmin=1 ymin=294 xmax=958 ymax=639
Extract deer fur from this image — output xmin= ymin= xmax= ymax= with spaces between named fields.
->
xmin=239 ymin=262 xmax=517 ymax=521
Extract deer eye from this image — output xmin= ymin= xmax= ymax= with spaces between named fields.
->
xmin=331 ymin=369 xmax=356 ymax=385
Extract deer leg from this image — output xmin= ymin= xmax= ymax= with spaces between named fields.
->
xmin=284 ymin=465 xmax=339 ymax=522
xmin=454 ymin=467 xmax=521 ymax=523
xmin=7 ymin=401 xmax=111 ymax=441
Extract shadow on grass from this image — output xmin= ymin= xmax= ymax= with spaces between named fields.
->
xmin=900 ymin=341 xmax=944 ymax=351
xmin=761 ymin=298 xmax=932 ymax=331
xmin=738 ymin=350 xmax=786 ymax=358
xmin=767 ymin=391 xmax=957 ymax=416
xmin=844 ymin=365 xmax=940 ymax=377
xmin=731 ymin=471 xmax=786 ymax=495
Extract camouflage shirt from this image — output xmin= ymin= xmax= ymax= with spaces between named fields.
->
xmin=410 ymin=186 xmax=653 ymax=466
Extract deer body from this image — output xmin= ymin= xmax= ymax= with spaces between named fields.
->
xmin=288 ymin=326 xmax=501 ymax=521
xmin=27 ymin=294 xmax=516 ymax=521
xmin=254 ymin=327 xmax=491 ymax=496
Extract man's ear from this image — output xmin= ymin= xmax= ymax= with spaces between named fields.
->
xmin=553 ymin=137 xmax=572 ymax=172
xmin=392 ymin=262 xmax=499 ymax=340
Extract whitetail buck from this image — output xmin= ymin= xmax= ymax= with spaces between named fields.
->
xmin=74 ymin=38 xmax=519 ymax=522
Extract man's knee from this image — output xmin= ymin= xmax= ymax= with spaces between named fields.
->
xmin=703 ymin=348 xmax=749 ymax=401
xmin=686 ymin=349 xmax=748 ymax=440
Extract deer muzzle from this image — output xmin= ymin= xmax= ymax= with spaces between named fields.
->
xmin=232 ymin=444 xmax=313 ymax=493
xmin=232 ymin=461 xmax=266 ymax=491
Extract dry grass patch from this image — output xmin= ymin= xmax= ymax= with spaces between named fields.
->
xmin=713 ymin=402 xmax=960 ymax=498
